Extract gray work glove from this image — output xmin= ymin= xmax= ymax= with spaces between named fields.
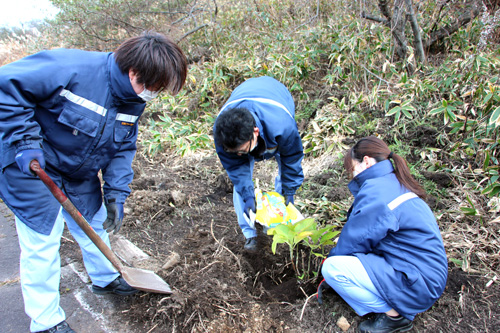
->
xmin=103 ymin=200 xmax=124 ymax=233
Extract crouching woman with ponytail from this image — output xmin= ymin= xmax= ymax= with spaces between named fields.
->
xmin=320 ymin=136 xmax=448 ymax=333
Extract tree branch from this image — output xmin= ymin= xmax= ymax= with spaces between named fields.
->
xmin=404 ymin=0 xmax=426 ymax=63
xmin=423 ymin=7 xmax=480 ymax=50
xmin=378 ymin=0 xmax=392 ymax=20
xmin=291 ymin=0 xmax=320 ymax=34
xmin=361 ymin=12 xmax=389 ymax=26
xmin=176 ymin=23 xmax=209 ymax=43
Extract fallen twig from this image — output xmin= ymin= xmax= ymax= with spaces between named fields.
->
xmin=196 ymin=260 xmax=223 ymax=274
xmin=300 ymin=292 xmax=318 ymax=321
xmin=61 ymin=235 xmax=74 ymax=243
xmin=146 ymin=322 xmax=159 ymax=333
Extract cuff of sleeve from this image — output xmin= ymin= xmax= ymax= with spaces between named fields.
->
xmin=104 ymin=194 xmax=126 ymax=205
xmin=282 ymin=189 xmax=296 ymax=196
xmin=15 ymin=140 xmax=43 ymax=152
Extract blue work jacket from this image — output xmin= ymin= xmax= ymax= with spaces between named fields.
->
xmin=214 ymin=76 xmax=304 ymax=200
xmin=0 ymin=49 xmax=145 ymax=234
xmin=328 ymin=160 xmax=448 ymax=320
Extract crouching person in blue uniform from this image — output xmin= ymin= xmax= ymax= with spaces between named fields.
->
xmin=213 ymin=77 xmax=304 ymax=251
xmin=0 ymin=31 xmax=187 ymax=333
xmin=318 ymin=136 xmax=448 ymax=333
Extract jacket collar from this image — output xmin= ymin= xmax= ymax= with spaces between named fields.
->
xmin=347 ymin=159 xmax=394 ymax=196
xmin=108 ymin=54 xmax=145 ymax=104
xmin=249 ymin=113 xmax=268 ymax=156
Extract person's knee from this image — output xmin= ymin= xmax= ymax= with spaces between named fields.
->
xmin=322 ymin=257 xmax=343 ymax=283
xmin=322 ymin=256 xmax=356 ymax=287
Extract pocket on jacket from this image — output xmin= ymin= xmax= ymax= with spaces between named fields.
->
xmin=113 ymin=114 xmax=137 ymax=143
xmin=113 ymin=123 xmax=134 ymax=143
xmin=58 ymin=105 xmax=99 ymax=137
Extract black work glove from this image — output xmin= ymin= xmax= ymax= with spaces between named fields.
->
xmin=103 ymin=200 xmax=124 ymax=233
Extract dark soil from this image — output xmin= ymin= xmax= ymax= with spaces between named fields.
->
xmin=55 ymin=134 xmax=500 ymax=333
xmin=60 ymin=147 xmax=500 ymax=332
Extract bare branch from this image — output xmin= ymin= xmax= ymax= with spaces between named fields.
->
xmin=404 ymin=0 xmax=426 ymax=63
xmin=176 ymin=23 xmax=209 ymax=43
xmin=361 ymin=12 xmax=389 ymax=26
xmin=423 ymin=7 xmax=480 ymax=50
xmin=291 ymin=0 xmax=320 ymax=34
xmin=378 ymin=0 xmax=392 ymax=21
xmin=391 ymin=0 xmax=408 ymax=60
xmin=429 ymin=0 xmax=453 ymax=33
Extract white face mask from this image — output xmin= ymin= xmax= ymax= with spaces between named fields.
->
xmin=249 ymin=137 xmax=257 ymax=152
xmin=137 ymin=85 xmax=159 ymax=102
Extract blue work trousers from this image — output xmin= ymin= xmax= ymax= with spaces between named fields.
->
xmin=15 ymin=203 xmax=119 ymax=332
xmin=322 ymin=255 xmax=393 ymax=316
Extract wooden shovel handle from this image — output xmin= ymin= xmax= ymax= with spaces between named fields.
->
xmin=30 ymin=160 xmax=123 ymax=271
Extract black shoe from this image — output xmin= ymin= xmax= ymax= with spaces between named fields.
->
xmin=92 ymin=275 xmax=139 ymax=296
xmin=39 ymin=321 xmax=75 ymax=333
xmin=358 ymin=313 xmax=413 ymax=333
xmin=244 ymin=237 xmax=258 ymax=250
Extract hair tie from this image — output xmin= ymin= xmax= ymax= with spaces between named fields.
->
xmin=388 ymin=151 xmax=394 ymax=159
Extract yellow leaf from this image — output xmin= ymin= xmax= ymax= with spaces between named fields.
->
xmin=462 ymin=90 xmax=474 ymax=97
xmin=312 ymin=121 xmax=321 ymax=133
xmin=297 ymin=231 xmax=313 ymax=238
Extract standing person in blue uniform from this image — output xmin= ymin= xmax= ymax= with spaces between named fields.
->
xmin=213 ymin=76 xmax=304 ymax=251
xmin=317 ymin=136 xmax=448 ymax=333
xmin=0 ymin=31 xmax=187 ymax=333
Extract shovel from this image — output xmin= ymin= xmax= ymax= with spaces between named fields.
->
xmin=30 ymin=160 xmax=172 ymax=294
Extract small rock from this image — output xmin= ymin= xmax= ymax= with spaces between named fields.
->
xmin=171 ymin=190 xmax=186 ymax=205
xmin=337 ymin=316 xmax=350 ymax=332
xmin=162 ymin=252 xmax=181 ymax=270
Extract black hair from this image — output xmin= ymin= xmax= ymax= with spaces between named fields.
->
xmin=114 ymin=31 xmax=187 ymax=95
xmin=214 ymin=107 xmax=256 ymax=149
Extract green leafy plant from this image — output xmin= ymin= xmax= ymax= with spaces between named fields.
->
xmin=386 ymin=99 xmax=416 ymax=123
xmin=268 ymin=218 xmax=339 ymax=279
xmin=141 ymin=115 xmax=212 ymax=156
xmin=429 ymin=99 xmax=459 ymax=124
xmin=460 ymin=195 xmax=479 ymax=216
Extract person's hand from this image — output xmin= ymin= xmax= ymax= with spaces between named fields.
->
xmin=285 ymin=195 xmax=294 ymax=206
xmin=103 ymin=201 xmax=124 ymax=233
xmin=15 ymin=149 xmax=45 ymax=176
xmin=243 ymin=197 xmax=256 ymax=219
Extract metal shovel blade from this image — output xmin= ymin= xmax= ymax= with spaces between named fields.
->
xmin=121 ymin=266 xmax=172 ymax=294
xmin=30 ymin=160 xmax=172 ymax=294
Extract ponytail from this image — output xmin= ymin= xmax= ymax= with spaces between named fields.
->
xmin=388 ymin=151 xmax=427 ymax=200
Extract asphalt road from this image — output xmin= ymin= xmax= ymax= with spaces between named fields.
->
xmin=0 ymin=202 xmax=142 ymax=333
